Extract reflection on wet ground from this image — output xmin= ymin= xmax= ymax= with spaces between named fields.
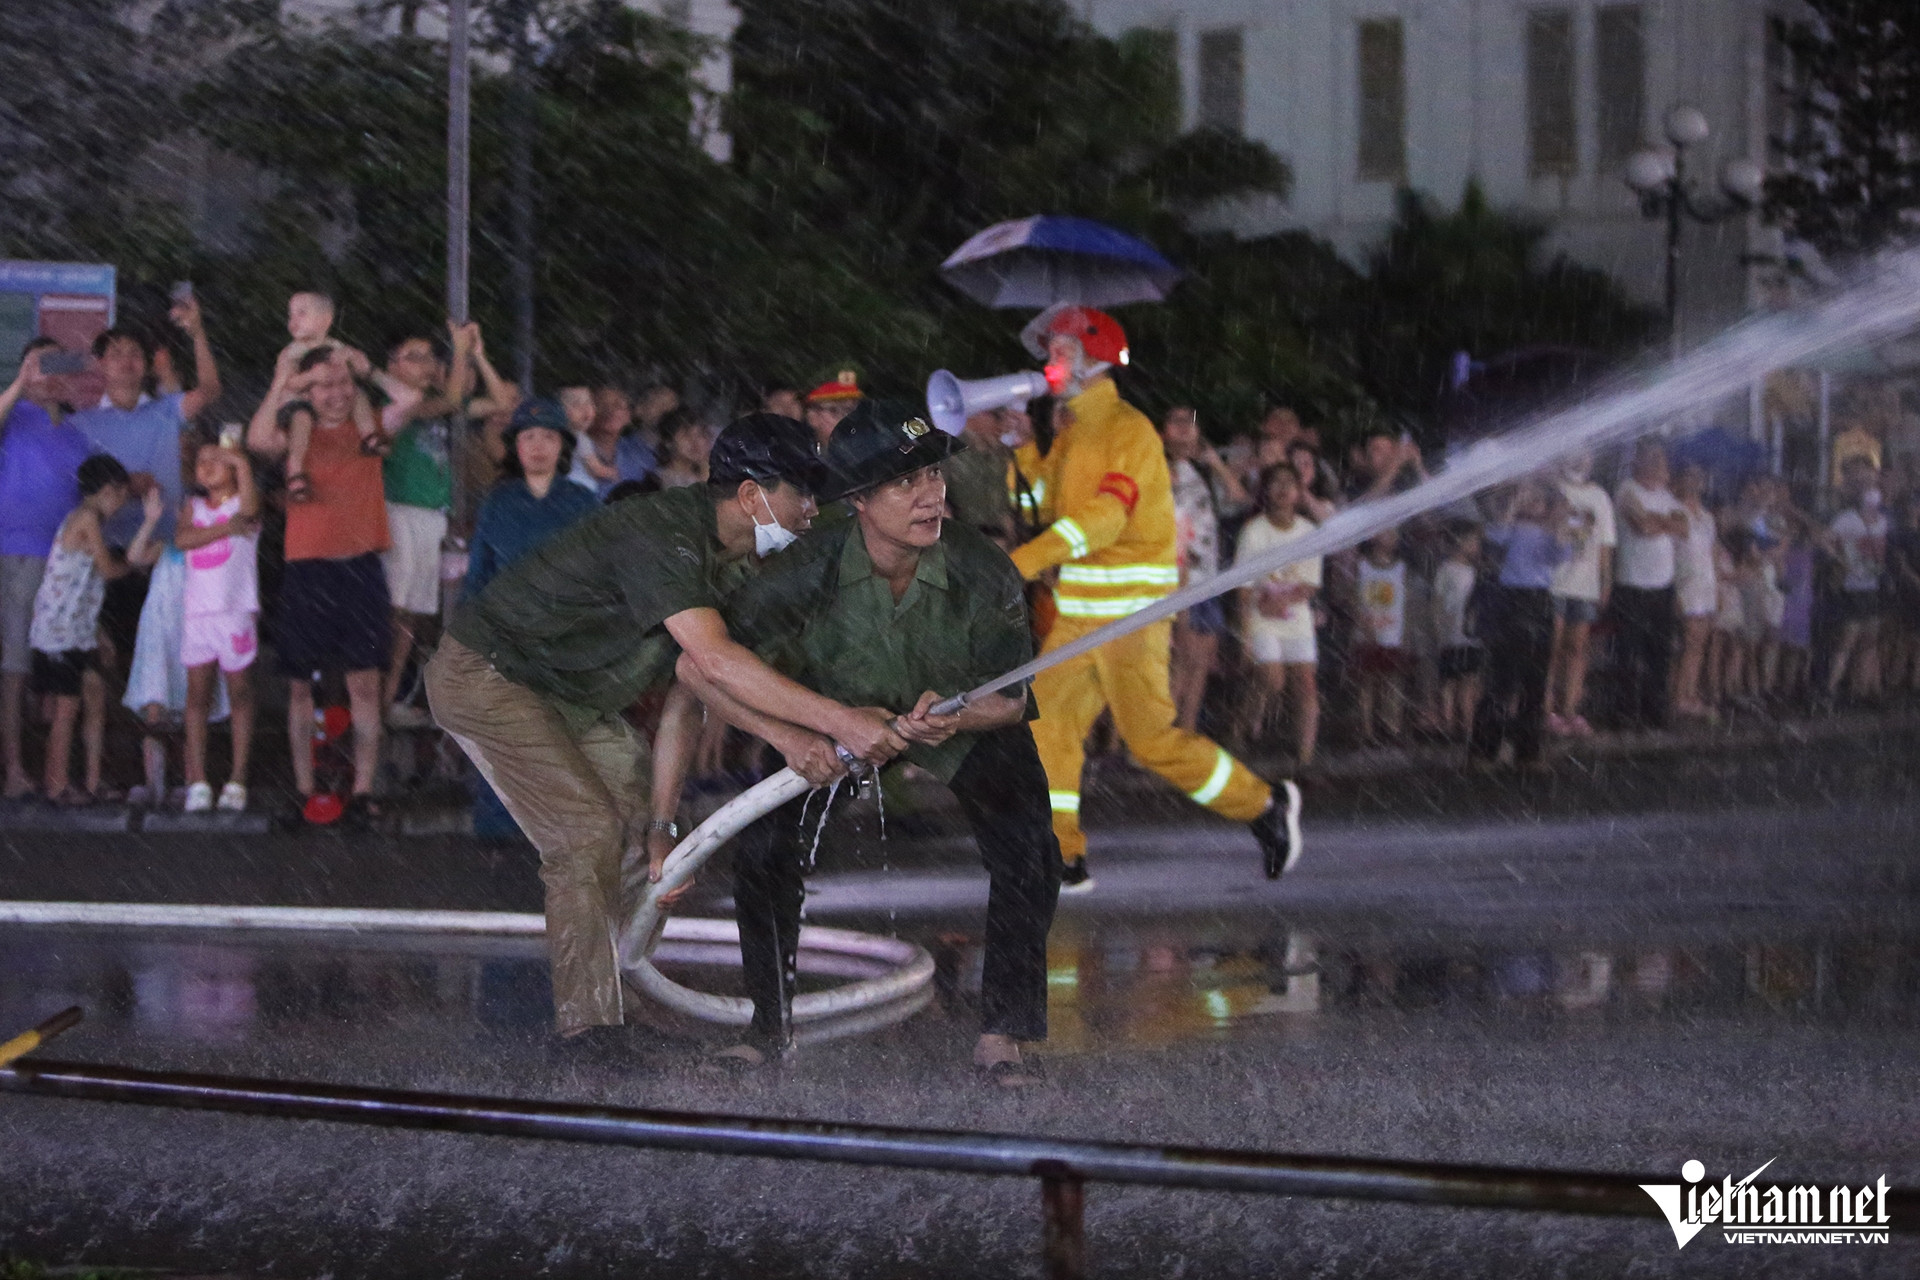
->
xmin=6 ymin=798 xmax=1920 ymax=1278
xmin=7 ymin=917 xmax=1916 ymax=1066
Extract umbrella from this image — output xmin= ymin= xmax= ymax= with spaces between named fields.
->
xmin=939 ymin=215 xmax=1181 ymax=308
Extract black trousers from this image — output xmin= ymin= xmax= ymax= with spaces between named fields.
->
xmin=733 ymin=723 xmax=1063 ymax=1050
xmin=1470 ymin=587 xmax=1555 ymax=765
xmin=1610 ymin=584 xmax=1675 ymax=729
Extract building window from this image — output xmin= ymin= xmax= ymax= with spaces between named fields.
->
xmin=1356 ymin=18 xmax=1406 ymax=182
xmin=1197 ymin=28 xmax=1246 ymax=134
xmin=1595 ymin=5 xmax=1646 ymax=170
xmin=1526 ymin=9 xmax=1577 ymax=177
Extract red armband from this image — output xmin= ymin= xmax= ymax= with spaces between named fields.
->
xmin=1097 ymin=471 xmax=1140 ymax=514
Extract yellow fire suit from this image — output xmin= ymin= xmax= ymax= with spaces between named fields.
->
xmin=1009 ymin=378 xmax=1271 ymax=863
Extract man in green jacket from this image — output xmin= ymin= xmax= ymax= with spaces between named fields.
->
xmin=674 ymin=402 xmax=1060 ymax=1084
xmin=427 ymin=413 xmax=906 ymax=1054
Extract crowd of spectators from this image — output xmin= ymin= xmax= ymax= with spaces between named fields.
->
xmin=1165 ymin=400 xmax=1920 ymax=774
xmin=0 ymin=283 xmax=1915 ymax=825
xmin=0 ymin=288 xmax=734 ymax=823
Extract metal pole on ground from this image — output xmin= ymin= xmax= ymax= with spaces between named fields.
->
xmin=1039 ymin=1165 xmax=1087 ymax=1280
xmin=4 ymin=1051 xmax=1917 ymax=1258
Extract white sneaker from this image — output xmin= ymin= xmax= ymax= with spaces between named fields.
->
xmin=386 ymin=703 xmax=434 ymax=729
xmin=216 ymin=782 xmax=248 ymax=812
xmin=183 ymin=782 xmax=214 ymax=813
xmin=1059 ymin=859 xmax=1096 ymax=894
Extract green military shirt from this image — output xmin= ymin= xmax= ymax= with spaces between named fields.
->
xmin=942 ymin=439 xmax=1016 ymax=539
xmin=723 ymin=518 xmax=1035 ymax=783
xmin=449 ymin=484 xmax=747 ymax=719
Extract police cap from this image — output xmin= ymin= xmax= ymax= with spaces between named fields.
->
xmin=820 ymin=399 xmax=966 ymax=503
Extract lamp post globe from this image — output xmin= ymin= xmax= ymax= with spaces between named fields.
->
xmin=1626 ymin=147 xmax=1677 ymax=194
xmin=1665 ymin=104 xmax=1711 ymax=147
xmin=1720 ymin=157 xmax=1766 ymax=205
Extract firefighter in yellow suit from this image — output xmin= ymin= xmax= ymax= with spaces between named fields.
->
xmin=1009 ymin=305 xmax=1302 ymax=890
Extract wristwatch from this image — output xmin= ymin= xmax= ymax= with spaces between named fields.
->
xmin=648 ymin=819 xmax=680 ymax=839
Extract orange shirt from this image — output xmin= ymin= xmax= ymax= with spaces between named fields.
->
xmin=285 ymin=418 xmax=392 ymax=562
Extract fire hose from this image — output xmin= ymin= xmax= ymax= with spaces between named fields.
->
xmin=622 ymin=251 xmax=1920 ymax=1027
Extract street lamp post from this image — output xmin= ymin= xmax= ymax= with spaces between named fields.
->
xmin=447 ymin=0 xmax=473 ymax=533
xmin=1625 ymin=105 xmax=1766 ymax=356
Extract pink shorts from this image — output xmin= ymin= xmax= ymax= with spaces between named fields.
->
xmin=181 ymin=610 xmax=259 ymax=673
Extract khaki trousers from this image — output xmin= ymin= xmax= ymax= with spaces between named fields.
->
xmin=425 ymin=637 xmax=650 ymax=1033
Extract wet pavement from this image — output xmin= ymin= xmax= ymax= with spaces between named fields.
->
xmin=1 ymin=758 xmax=1917 ymax=1276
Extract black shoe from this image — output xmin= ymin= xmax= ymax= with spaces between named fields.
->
xmin=1250 ymin=780 xmax=1303 ymax=880
xmin=1059 ymin=857 xmax=1094 ymax=894
xmin=546 ymin=1024 xmax=643 ymax=1069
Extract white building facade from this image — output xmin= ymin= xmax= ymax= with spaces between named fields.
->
xmin=1079 ymin=0 xmax=1797 ymax=346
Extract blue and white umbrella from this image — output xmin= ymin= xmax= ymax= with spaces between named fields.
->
xmin=939 ymin=215 xmax=1181 ymax=308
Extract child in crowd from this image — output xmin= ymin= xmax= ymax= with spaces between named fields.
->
xmin=285 ymin=291 xmax=335 ymax=359
xmin=1469 ymin=479 xmax=1572 ymax=768
xmin=1234 ymin=464 xmax=1322 ymax=766
xmin=177 ymin=442 xmax=260 ymax=813
xmin=1776 ymin=517 xmax=1817 ymax=705
xmin=1885 ymin=491 xmax=1920 ymax=693
xmin=31 ymin=456 xmax=163 ymax=804
xmin=1746 ymin=527 xmax=1787 ymax=701
xmin=278 ymin=296 xmax=392 ymax=499
xmin=1353 ymin=527 xmax=1409 ymax=744
xmin=1824 ymin=459 xmax=1888 ymax=703
xmin=1432 ymin=520 xmax=1483 ymax=741
xmin=559 ymin=386 xmax=617 ymax=491
xmin=1545 ymin=451 xmax=1615 ymax=738
xmin=1707 ymin=525 xmax=1752 ymax=709
xmin=1670 ymin=463 xmax=1718 ymax=718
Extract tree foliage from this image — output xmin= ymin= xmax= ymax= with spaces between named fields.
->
xmin=1351 ymin=185 xmax=1656 ymax=430
xmin=2 ymin=0 xmax=1655 ymax=448
xmin=1767 ymin=0 xmax=1920 ymax=256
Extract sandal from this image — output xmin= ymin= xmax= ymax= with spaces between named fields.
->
xmin=341 ymin=793 xmax=386 ymax=830
xmin=976 ymin=1057 xmax=1046 ymax=1089
xmin=285 ymin=472 xmax=315 ymax=503
xmin=701 ymin=1042 xmax=776 ymax=1077
xmin=359 ymin=429 xmax=393 ymax=458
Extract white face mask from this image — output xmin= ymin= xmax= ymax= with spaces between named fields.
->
xmin=752 ymin=490 xmax=797 ymax=557
xmin=1862 ymin=488 xmax=1884 ymax=514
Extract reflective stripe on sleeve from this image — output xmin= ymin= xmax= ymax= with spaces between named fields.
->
xmin=1057 ymin=564 xmax=1181 ymax=586
xmin=1053 ymin=595 xmax=1166 ymax=618
xmin=1050 ymin=517 xmax=1090 ymax=559
xmin=1187 ymin=748 xmax=1235 ymax=805
xmin=1049 ymin=790 xmax=1081 ymax=814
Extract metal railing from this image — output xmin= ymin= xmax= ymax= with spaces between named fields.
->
xmin=3 ymin=1010 xmax=1913 ymax=1278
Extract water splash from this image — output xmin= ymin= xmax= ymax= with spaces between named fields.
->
xmin=935 ymin=249 xmax=1920 ymax=713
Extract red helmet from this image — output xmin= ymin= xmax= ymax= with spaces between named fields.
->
xmin=1021 ymin=303 xmax=1130 ymax=367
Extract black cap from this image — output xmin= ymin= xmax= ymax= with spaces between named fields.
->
xmin=820 ymin=400 xmax=966 ymax=503
xmin=709 ymin=412 xmax=827 ymax=496
xmin=503 ymin=396 xmax=569 ymax=442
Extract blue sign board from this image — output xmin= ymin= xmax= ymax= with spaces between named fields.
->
xmin=0 ymin=260 xmax=117 ymax=313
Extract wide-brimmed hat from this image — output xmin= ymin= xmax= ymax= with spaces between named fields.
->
xmin=821 ymin=400 xmax=966 ymax=503
xmin=499 ymin=397 xmax=576 ymax=479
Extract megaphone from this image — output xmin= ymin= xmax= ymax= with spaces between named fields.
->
xmin=925 ymin=369 xmax=1050 ymax=437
